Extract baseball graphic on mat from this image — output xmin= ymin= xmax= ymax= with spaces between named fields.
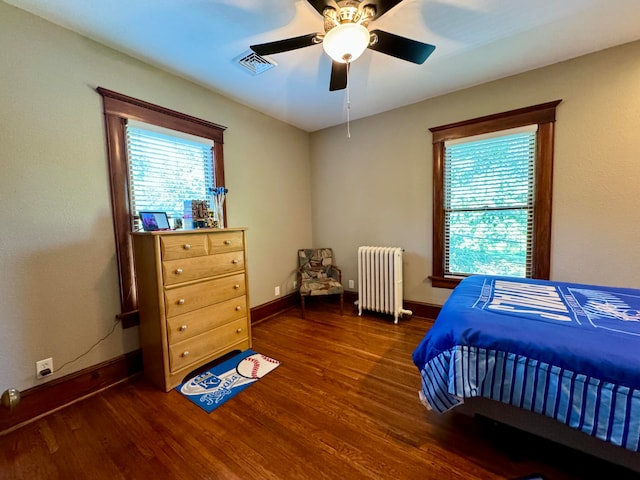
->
xmin=236 ymin=353 xmax=280 ymax=379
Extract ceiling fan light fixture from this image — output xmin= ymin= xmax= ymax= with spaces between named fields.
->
xmin=322 ymin=23 xmax=370 ymax=63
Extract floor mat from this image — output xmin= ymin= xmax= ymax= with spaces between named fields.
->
xmin=176 ymin=349 xmax=279 ymax=413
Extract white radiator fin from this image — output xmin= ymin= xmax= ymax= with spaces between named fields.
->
xmin=357 ymin=246 xmax=412 ymax=324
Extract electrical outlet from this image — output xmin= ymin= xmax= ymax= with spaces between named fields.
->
xmin=275 ymin=286 xmax=280 ymax=296
xmin=36 ymin=357 xmax=53 ymax=379
xmin=349 ymin=279 xmax=355 ymax=289
xmin=293 ymin=280 xmax=297 ymax=289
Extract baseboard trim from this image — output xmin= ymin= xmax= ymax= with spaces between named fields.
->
xmin=403 ymin=299 xmax=442 ymax=320
xmin=251 ymin=292 xmax=298 ymax=325
xmin=0 ymin=350 xmax=142 ymax=435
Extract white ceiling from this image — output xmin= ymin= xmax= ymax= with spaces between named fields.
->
xmin=6 ymin=0 xmax=640 ymax=132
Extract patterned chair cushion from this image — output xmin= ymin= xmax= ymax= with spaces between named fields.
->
xmin=299 ymin=278 xmax=343 ymax=296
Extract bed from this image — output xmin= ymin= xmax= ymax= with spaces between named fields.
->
xmin=412 ymin=275 xmax=640 ymax=467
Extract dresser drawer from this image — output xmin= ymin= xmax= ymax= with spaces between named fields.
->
xmin=208 ymin=230 xmax=244 ymax=254
xmin=165 ymin=273 xmax=246 ymax=317
xmin=160 ymin=234 xmax=208 ymax=260
xmin=162 ymin=251 xmax=245 ymax=286
xmin=169 ymin=317 xmax=249 ymax=372
xmin=167 ymin=295 xmax=247 ymax=344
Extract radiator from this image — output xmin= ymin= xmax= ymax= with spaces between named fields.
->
xmin=356 ymin=246 xmax=412 ymax=324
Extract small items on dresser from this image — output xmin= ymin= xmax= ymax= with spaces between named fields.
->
xmin=188 ymin=199 xmax=210 ymax=229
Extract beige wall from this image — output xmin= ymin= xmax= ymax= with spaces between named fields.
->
xmin=310 ymin=40 xmax=640 ymax=306
xmin=0 ymin=3 xmax=312 ymax=392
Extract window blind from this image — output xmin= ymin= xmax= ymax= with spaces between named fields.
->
xmin=443 ymin=125 xmax=537 ymax=277
xmin=126 ymin=120 xmax=215 ymax=228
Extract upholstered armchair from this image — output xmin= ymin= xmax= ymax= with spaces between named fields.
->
xmin=297 ymin=248 xmax=344 ymax=318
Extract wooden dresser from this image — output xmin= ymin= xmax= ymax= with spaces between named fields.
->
xmin=132 ymin=228 xmax=251 ymax=391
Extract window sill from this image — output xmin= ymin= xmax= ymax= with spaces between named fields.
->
xmin=429 ymin=276 xmax=464 ymax=289
xmin=117 ymin=310 xmax=140 ymax=329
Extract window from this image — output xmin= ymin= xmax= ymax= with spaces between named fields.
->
xmin=126 ymin=121 xmax=216 ymax=230
xmin=98 ymin=87 xmax=226 ymax=326
xmin=430 ymin=100 xmax=561 ymax=289
xmin=445 ymin=126 xmax=537 ymax=277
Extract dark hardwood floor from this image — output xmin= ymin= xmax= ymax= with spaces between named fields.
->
xmin=1 ymin=301 xmax=638 ymax=479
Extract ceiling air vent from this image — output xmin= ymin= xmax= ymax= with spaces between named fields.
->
xmin=235 ymin=50 xmax=277 ymax=75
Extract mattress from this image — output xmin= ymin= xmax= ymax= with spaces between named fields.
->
xmin=412 ymin=275 xmax=640 ymax=451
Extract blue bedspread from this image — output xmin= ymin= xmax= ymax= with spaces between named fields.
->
xmin=412 ymin=275 xmax=640 ymax=451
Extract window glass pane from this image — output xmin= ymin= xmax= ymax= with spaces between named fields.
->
xmin=446 ymin=209 xmax=531 ymax=277
xmin=444 ymin=129 xmax=536 ymax=277
xmin=126 ymin=123 xmax=214 ymax=228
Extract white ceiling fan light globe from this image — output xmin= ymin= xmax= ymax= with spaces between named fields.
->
xmin=322 ymin=23 xmax=370 ymax=63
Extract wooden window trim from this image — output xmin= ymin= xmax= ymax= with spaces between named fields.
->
xmin=429 ymin=100 xmax=562 ymax=289
xmin=97 ymin=87 xmax=227 ymax=327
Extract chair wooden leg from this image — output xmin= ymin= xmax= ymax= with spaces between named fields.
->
xmin=339 ymin=293 xmax=343 ymax=316
xmin=301 ymin=295 xmax=305 ymax=318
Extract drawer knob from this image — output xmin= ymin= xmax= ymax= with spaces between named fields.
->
xmin=235 ymin=306 xmax=242 ymax=311
xmin=224 ymin=240 xmax=232 ymax=245
xmin=182 ymin=351 xmax=190 ymax=357
xmin=183 ymin=243 xmax=191 ymax=250
xmin=175 ymin=268 xmax=183 ymax=275
xmin=178 ymin=298 xmax=185 ymax=305
xmin=180 ymin=325 xmax=188 ymax=331
xmin=232 ymin=259 xmax=239 ymax=264
xmin=234 ymin=284 xmax=240 ymax=289
xmin=236 ymin=328 xmax=243 ymax=334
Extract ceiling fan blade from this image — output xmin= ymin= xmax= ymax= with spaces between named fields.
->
xmin=329 ymin=61 xmax=348 ymax=91
xmin=250 ymin=33 xmax=320 ymax=56
xmin=368 ymin=29 xmax=435 ymax=64
xmin=306 ymin=0 xmax=339 ymax=16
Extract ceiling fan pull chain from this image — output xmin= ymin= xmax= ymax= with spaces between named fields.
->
xmin=346 ymin=62 xmax=351 ymax=138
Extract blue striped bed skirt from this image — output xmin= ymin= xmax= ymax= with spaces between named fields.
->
xmin=419 ymin=344 xmax=640 ymax=451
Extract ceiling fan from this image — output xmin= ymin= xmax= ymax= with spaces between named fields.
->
xmin=250 ymin=0 xmax=436 ymax=91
